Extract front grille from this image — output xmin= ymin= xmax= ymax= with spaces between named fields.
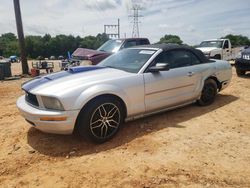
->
xmin=242 ymin=54 xmax=250 ymax=60
xmin=25 ymin=92 xmax=39 ymax=107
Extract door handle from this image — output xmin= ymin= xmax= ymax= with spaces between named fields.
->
xmin=187 ymin=72 xmax=194 ymax=77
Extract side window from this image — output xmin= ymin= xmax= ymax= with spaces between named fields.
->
xmin=188 ymin=52 xmax=201 ymax=65
xmin=154 ymin=50 xmax=201 ymax=69
xmin=223 ymin=40 xmax=229 ymax=49
xmin=123 ymin=40 xmax=137 ymax=48
xmin=137 ymin=39 xmax=149 ymax=45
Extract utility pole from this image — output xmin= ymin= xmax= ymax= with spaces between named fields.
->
xmin=104 ymin=19 xmax=120 ymax=39
xmin=13 ymin=0 xmax=29 ymax=74
xmin=129 ymin=5 xmax=143 ymax=38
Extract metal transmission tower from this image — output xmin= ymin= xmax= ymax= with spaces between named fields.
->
xmin=129 ymin=5 xmax=143 ymax=38
xmin=104 ymin=19 xmax=120 ymax=39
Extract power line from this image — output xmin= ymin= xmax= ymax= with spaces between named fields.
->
xmin=129 ymin=5 xmax=143 ymax=38
xmin=104 ymin=19 xmax=120 ymax=39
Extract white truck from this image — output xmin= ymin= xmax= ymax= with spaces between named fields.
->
xmin=196 ymin=39 xmax=241 ymax=61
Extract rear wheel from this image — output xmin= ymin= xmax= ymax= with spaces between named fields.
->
xmin=197 ymin=79 xmax=218 ymax=106
xmin=76 ymin=96 xmax=124 ymax=143
xmin=236 ymin=69 xmax=245 ymax=76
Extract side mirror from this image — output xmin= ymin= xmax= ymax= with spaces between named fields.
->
xmin=148 ymin=63 xmax=170 ymax=73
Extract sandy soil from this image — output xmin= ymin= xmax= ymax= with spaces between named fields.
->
xmin=0 ymin=62 xmax=250 ymax=187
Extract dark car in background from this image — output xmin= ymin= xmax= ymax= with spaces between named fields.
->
xmin=235 ymin=47 xmax=250 ymax=76
xmin=71 ymin=38 xmax=150 ymax=65
xmin=9 ymin=55 xmax=18 ymax=63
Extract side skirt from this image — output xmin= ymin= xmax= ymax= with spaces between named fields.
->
xmin=125 ymin=100 xmax=196 ymax=122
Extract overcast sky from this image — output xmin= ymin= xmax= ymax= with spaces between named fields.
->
xmin=0 ymin=0 xmax=250 ymax=44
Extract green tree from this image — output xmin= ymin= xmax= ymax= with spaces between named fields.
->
xmin=94 ymin=33 xmax=109 ymax=49
xmin=0 ymin=33 xmax=19 ymax=57
xmin=157 ymin=34 xmax=183 ymax=45
xmin=221 ymin=34 xmax=250 ymax=46
xmin=79 ymin=33 xmax=109 ymax=50
xmin=80 ymin=35 xmax=98 ymax=49
xmin=0 ymin=32 xmax=109 ymax=59
xmin=25 ymin=35 xmax=44 ymax=58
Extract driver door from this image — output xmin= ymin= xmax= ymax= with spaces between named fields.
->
xmin=144 ymin=50 xmax=202 ymax=112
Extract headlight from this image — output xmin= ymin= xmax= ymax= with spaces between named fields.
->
xmin=41 ymin=96 xmax=64 ymax=111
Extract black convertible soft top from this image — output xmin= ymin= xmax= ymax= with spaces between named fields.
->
xmin=136 ymin=43 xmax=209 ymax=63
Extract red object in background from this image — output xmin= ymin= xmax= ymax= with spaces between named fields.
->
xmin=30 ymin=68 xmax=40 ymax=77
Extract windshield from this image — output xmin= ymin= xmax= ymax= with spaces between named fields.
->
xmin=98 ymin=48 xmax=156 ymax=73
xmin=199 ymin=41 xmax=223 ymax=48
xmin=97 ymin=39 xmax=123 ymax=53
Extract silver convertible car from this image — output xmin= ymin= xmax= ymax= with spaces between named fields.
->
xmin=17 ymin=44 xmax=232 ymax=142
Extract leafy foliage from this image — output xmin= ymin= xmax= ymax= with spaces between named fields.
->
xmin=0 ymin=33 xmax=19 ymax=56
xmin=0 ymin=33 xmax=109 ymax=58
xmin=221 ymin=34 xmax=250 ymax=46
xmin=157 ymin=34 xmax=183 ymax=45
xmin=1 ymin=32 xmax=249 ymax=58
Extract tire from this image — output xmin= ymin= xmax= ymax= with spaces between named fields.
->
xmin=236 ymin=69 xmax=245 ymax=76
xmin=76 ymin=96 xmax=125 ymax=143
xmin=197 ymin=79 xmax=218 ymax=106
xmin=214 ymin=54 xmax=221 ymax=60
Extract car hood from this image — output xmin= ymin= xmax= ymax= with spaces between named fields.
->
xmin=72 ymin=48 xmax=110 ymax=60
xmin=242 ymin=47 xmax=250 ymax=55
xmin=196 ymin=47 xmax=219 ymax=53
xmin=22 ymin=66 xmax=133 ymax=96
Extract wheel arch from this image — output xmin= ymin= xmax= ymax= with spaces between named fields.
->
xmin=74 ymin=93 xmax=128 ymax=133
xmin=83 ymin=93 xmax=128 ymax=117
xmin=213 ymin=54 xmax=222 ymax=60
xmin=205 ymin=76 xmax=222 ymax=91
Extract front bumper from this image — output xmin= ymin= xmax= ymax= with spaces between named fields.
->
xmin=17 ymin=95 xmax=79 ymax=134
xmin=235 ymin=58 xmax=250 ymax=71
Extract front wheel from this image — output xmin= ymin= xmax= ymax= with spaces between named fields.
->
xmin=76 ymin=96 xmax=124 ymax=143
xmin=197 ymin=79 xmax=218 ymax=106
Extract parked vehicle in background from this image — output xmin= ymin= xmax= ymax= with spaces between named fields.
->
xmin=0 ymin=56 xmax=4 ymax=60
xmin=235 ymin=46 xmax=250 ymax=76
xmin=196 ymin=39 xmax=241 ymax=61
xmin=9 ymin=55 xmax=18 ymax=63
xmin=58 ymin=55 xmax=64 ymax=60
xmin=50 ymin=56 xmax=56 ymax=60
xmin=17 ymin=44 xmax=232 ymax=143
xmin=71 ymin=38 xmax=150 ymax=66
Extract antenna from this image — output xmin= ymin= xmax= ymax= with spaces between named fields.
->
xmin=129 ymin=4 xmax=143 ymax=38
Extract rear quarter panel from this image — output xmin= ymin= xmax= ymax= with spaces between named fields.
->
xmin=195 ymin=60 xmax=232 ymax=95
xmin=213 ymin=60 xmax=232 ymax=83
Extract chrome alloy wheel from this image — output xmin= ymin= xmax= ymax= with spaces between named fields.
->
xmin=90 ymin=103 xmax=121 ymax=139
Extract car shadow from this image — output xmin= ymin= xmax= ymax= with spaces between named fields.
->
xmin=27 ymin=94 xmax=238 ymax=157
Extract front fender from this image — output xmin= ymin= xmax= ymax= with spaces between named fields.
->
xmin=73 ymin=84 xmax=130 ymax=111
xmin=210 ymin=49 xmax=222 ymax=57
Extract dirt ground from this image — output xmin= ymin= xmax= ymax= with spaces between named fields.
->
xmin=0 ymin=62 xmax=250 ymax=188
